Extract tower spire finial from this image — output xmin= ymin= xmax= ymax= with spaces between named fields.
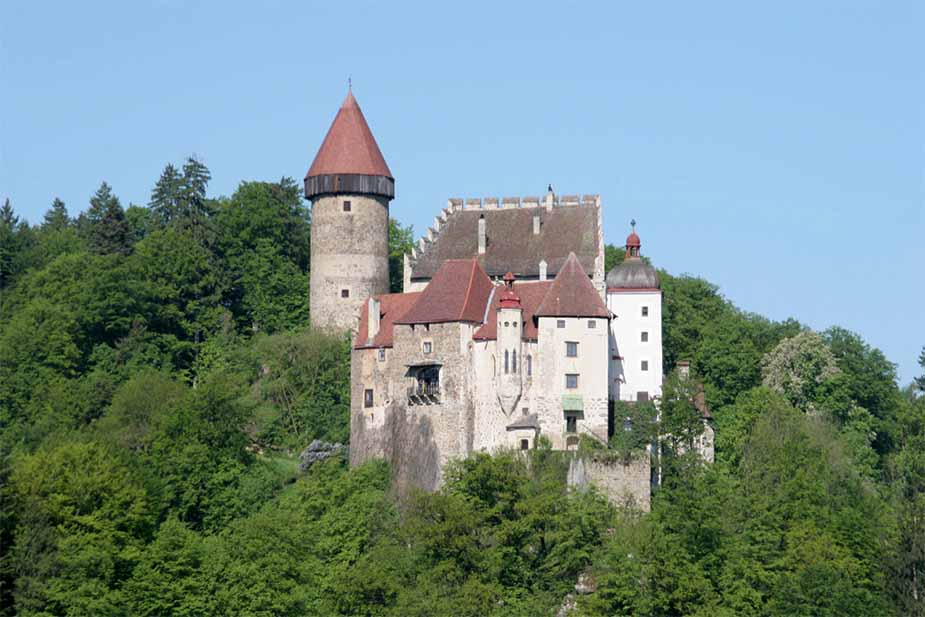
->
xmin=631 ymin=218 xmax=636 ymax=230
xmin=348 ymin=76 xmax=352 ymax=91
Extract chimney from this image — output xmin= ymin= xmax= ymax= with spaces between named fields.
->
xmin=539 ymin=259 xmax=547 ymax=281
xmin=478 ymin=215 xmax=486 ymax=254
xmin=367 ymin=297 xmax=381 ymax=341
xmin=533 ymin=214 xmax=541 ymax=235
xmin=677 ymin=360 xmax=690 ymax=380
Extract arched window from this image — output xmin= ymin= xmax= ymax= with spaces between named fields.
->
xmin=512 ymin=350 xmax=517 ymax=372
xmin=504 ymin=350 xmax=509 ymax=374
xmin=526 ymin=355 xmax=532 ymax=376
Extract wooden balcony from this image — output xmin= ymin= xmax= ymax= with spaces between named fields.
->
xmin=408 ymin=382 xmax=441 ymax=406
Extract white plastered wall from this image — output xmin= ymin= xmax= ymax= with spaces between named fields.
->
xmin=607 ymin=290 xmax=663 ymax=402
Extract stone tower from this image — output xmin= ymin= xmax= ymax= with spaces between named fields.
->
xmin=304 ymin=90 xmax=394 ymax=331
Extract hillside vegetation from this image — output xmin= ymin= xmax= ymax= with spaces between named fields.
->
xmin=1 ymin=162 xmax=923 ymax=616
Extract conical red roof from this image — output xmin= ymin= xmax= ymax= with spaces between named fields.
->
xmin=534 ymin=252 xmax=609 ymax=318
xmin=305 ymin=91 xmax=393 ymax=179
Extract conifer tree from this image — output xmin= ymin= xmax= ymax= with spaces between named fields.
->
xmin=917 ymin=347 xmax=925 ymax=392
xmin=86 ymin=182 xmax=130 ymax=255
xmin=0 ymin=198 xmax=19 ymax=286
xmin=42 ymin=198 xmax=70 ymax=230
xmin=179 ymin=157 xmax=212 ymax=231
xmin=149 ymin=163 xmax=182 ymax=226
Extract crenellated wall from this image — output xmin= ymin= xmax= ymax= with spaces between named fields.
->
xmin=404 ymin=194 xmax=604 ymax=293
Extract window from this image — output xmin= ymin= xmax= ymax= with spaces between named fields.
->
xmin=512 ymin=350 xmax=517 ymax=372
xmin=641 ymin=306 xmax=649 ymax=317
xmin=343 ymin=200 xmax=352 ymax=212
xmin=378 ymin=348 xmax=386 ymax=362
xmin=566 ymin=373 xmax=579 ymax=389
xmin=520 ymin=439 xmax=530 ymax=450
xmin=364 ymin=389 xmax=373 ymax=408
xmin=637 ymin=391 xmax=649 ymax=402
xmin=341 ymin=289 xmax=349 ymax=298
xmin=641 ymin=360 xmax=649 ymax=371
xmin=566 ymin=414 xmax=578 ymax=433
xmin=526 ymin=355 xmax=532 ymax=376
xmin=641 ymin=331 xmax=649 ymax=342
xmin=504 ymin=321 xmax=509 ymax=327
xmin=588 ymin=320 xmax=597 ymax=329
xmin=566 ymin=341 xmax=578 ymax=358
xmin=557 ymin=319 xmax=566 ymax=329
xmin=504 ymin=350 xmax=509 ymax=374
xmin=423 ymin=341 xmax=433 ymax=354
xmin=522 ymin=407 xmax=529 ymax=416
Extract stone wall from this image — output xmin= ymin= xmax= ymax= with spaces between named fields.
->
xmin=567 ymin=454 xmax=651 ymax=512
xmin=309 ymin=193 xmax=390 ymax=332
xmin=351 ymin=321 xmax=477 ymax=493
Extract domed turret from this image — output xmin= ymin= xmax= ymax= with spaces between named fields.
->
xmin=606 ymin=219 xmax=659 ymax=290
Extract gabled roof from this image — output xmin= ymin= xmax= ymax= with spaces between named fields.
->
xmin=473 ymin=281 xmax=553 ymax=341
xmin=354 ymin=292 xmax=422 ymax=349
xmin=409 ymin=205 xmax=600 ymax=280
xmin=534 ymin=252 xmax=609 ymax=319
xmin=396 ymin=259 xmax=493 ymax=325
xmin=506 ymin=413 xmax=540 ymax=431
xmin=305 ymin=91 xmax=393 ymax=179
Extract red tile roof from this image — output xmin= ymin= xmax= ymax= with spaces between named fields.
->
xmin=396 ymin=259 xmax=493 ymax=325
xmin=534 ymin=252 xmax=609 ymax=318
xmin=354 ymin=292 xmax=422 ymax=349
xmin=473 ymin=281 xmax=553 ymax=341
xmin=305 ymin=91 xmax=393 ymax=179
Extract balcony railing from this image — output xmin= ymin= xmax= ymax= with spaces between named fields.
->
xmin=408 ymin=382 xmax=441 ymax=405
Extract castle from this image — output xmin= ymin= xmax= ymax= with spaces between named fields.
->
xmin=303 ymin=91 xmax=711 ymax=504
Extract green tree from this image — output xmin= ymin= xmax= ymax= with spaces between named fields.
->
xmin=10 ymin=440 xmax=154 ymax=616
xmin=917 ymin=346 xmax=925 ymax=392
xmin=84 ymin=182 xmax=131 ymax=255
xmin=388 ymin=218 xmax=414 ymax=293
xmin=604 ymin=242 xmax=626 ymax=273
xmin=761 ymin=330 xmax=840 ymax=411
xmin=43 ymin=197 xmax=70 ymax=230
xmin=250 ymin=328 xmax=351 ymax=447
xmin=149 ymin=163 xmax=182 ymax=226
xmin=236 ymin=238 xmax=309 ymax=333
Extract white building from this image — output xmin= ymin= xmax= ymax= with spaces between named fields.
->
xmin=607 ymin=223 xmax=663 ymax=403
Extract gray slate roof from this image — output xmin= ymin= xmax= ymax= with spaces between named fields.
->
xmin=410 ymin=205 xmax=600 ymax=280
xmin=506 ymin=413 xmax=541 ymax=431
xmin=606 ymin=259 xmax=660 ymax=289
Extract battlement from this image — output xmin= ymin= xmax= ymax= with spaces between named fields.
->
xmin=448 ymin=194 xmax=600 ymax=211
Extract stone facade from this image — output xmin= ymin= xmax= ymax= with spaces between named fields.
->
xmin=567 ymin=454 xmax=652 ymax=511
xmin=309 ymin=193 xmax=390 ymax=332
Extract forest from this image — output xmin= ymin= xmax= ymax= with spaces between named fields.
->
xmin=1 ymin=159 xmax=924 ymax=616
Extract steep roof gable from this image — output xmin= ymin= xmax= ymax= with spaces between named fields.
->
xmin=396 ymin=259 xmax=493 ymax=325
xmin=534 ymin=252 xmax=609 ymax=318
xmin=305 ymin=91 xmax=393 ymax=179
xmin=354 ymin=292 xmax=422 ymax=349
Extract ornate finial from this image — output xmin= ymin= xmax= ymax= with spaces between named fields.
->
xmin=348 ymin=76 xmax=352 ymax=91
xmin=631 ymin=218 xmax=636 ymax=230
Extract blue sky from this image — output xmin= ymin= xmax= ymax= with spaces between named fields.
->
xmin=2 ymin=1 xmax=923 ymax=384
